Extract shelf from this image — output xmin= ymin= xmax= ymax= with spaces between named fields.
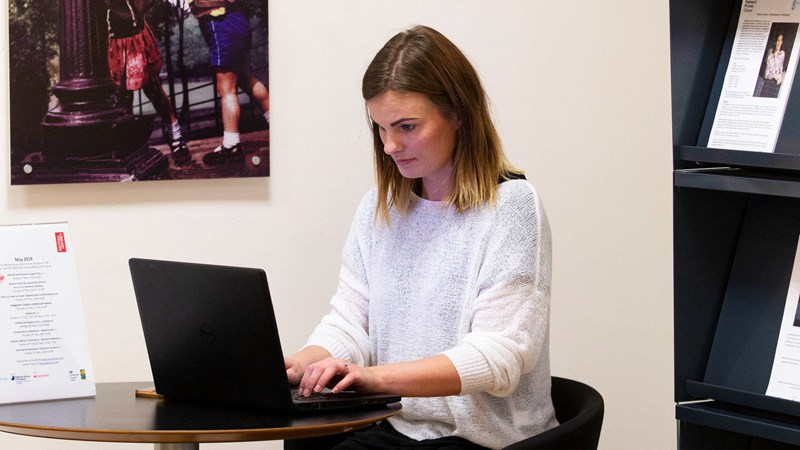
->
xmin=681 ymin=146 xmax=800 ymax=171
xmin=686 ymin=381 xmax=800 ymax=418
xmin=677 ymin=402 xmax=800 ymax=446
xmin=674 ymin=167 xmax=800 ymax=198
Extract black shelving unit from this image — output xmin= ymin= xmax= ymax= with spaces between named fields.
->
xmin=672 ymin=0 xmax=800 ymax=448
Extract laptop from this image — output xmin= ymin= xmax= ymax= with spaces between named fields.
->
xmin=128 ymin=258 xmax=400 ymax=412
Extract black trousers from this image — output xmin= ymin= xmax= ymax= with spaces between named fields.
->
xmin=284 ymin=421 xmax=490 ymax=450
xmin=759 ymin=78 xmax=781 ymax=98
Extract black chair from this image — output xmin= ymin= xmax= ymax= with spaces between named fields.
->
xmin=502 ymin=376 xmax=604 ymax=450
xmin=285 ymin=376 xmax=604 ymax=450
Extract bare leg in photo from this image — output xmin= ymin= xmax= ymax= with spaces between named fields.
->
xmin=203 ymin=59 xmax=270 ymax=165
xmin=237 ymin=52 xmax=270 ymax=121
xmin=202 ymin=69 xmax=246 ymax=164
xmin=142 ymin=74 xmax=190 ymax=162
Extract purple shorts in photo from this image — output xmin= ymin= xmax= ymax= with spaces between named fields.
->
xmin=199 ymin=10 xmax=252 ymax=69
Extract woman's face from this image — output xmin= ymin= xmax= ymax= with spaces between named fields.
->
xmin=776 ymin=34 xmax=784 ymax=50
xmin=367 ymin=90 xmax=459 ymax=200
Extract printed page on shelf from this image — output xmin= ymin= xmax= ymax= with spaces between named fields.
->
xmin=707 ymin=0 xmax=800 ymax=153
xmin=0 ymin=223 xmax=96 ymax=404
xmin=767 ymin=233 xmax=800 ymax=401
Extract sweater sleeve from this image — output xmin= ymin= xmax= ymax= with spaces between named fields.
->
xmin=443 ymin=183 xmax=552 ymax=397
xmin=303 ymin=190 xmax=376 ymax=366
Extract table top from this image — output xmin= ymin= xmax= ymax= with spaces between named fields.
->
xmin=0 ymin=382 xmax=401 ymax=444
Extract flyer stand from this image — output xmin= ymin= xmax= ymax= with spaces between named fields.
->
xmin=0 ymin=223 xmax=96 ymax=404
xmin=671 ymin=0 xmax=800 ymax=448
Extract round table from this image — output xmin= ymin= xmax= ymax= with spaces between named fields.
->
xmin=0 ymin=382 xmax=401 ymax=449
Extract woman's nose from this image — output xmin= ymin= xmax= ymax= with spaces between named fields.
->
xmin=383 ymin=132 xmax=402 ymax=154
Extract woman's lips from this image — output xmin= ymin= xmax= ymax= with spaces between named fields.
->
xmin=394 ymin=158 xmax=414 ymax=167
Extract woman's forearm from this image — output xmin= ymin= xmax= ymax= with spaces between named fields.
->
xmin=367 ymin=354 xmax=461 ymax=397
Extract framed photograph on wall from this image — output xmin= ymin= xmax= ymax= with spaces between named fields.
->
xmin=8 ymin=0 xmax=269 ymax=185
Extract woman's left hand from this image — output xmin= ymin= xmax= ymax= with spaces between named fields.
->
xmin=297 ymin=357 xmax=377 ymax=396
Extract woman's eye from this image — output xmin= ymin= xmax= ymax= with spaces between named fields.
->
xmin=400 ymin=124 xmax=416 ymax=132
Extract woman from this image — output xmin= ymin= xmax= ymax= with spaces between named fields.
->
xmin=106 ymin=0 xmax=189 ymax=162
xmin=284 ymin=25 xmax=557 ymax=449
xmin=759 ymin=33 xmax=785 ymax=98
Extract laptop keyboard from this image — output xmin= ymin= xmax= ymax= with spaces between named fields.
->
xmin=291 ymin=387 xmax=344 ymax=401
xmin=291 ymin=389 xmax=318 ymax=402
xmin=288 ymin=387 xmax=400 ymax=411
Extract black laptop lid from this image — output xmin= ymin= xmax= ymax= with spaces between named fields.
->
xmin=129 ymin=258 xmax=295 ymax=411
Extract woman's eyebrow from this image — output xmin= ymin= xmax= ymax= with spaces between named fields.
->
xmin=390 ymin=117 xmax=418 ymax=127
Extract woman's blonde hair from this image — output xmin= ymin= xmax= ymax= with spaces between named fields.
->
xmin=362 ymin=25 xmax=520 ymax=224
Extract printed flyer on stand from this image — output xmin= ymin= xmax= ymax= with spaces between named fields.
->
xmin=0 ymin=223 xmax=95 ymax=404
xmin=707 ymin=0 xmax=800 ymax=152
xmin=767 ymin=234 xmax=800 ymax=401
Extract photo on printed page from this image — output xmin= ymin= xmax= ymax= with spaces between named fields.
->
xmin=754 ymin=23 xmax=799 ymax=99
xmin=8 ymin=0 xmax=269 ymax=185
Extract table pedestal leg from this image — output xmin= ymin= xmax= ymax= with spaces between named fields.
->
xmin=155 ymin=444 xmax=199 ymax=450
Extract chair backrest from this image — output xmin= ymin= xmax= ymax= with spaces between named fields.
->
xmin=502 ymin=376 xmax=604 ymax=450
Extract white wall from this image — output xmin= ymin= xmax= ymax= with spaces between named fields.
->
xmin=0 ymin=1 xmax=675 ymax=449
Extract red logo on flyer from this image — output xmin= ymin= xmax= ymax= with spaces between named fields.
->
xmin=55 ymin=232 xmax=67 ymax=253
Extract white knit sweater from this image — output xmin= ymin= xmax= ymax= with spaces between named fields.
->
xmin=305 ymin=179 xmax=558 ymax=449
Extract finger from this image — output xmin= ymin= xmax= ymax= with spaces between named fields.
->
xmin=331 ymin=373 xmax=354 ymax=394
xmin=299 ymin=365 xmax=323 ymax=396
xmin=314 ymin=365 xmax=341 ymax=393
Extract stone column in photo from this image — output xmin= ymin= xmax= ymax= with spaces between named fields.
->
xmin=27 ymin=0 xmax=168 ymax=182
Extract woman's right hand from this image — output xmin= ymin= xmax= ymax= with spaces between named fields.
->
xmin=284 ymin=357 xmax=306 ymax=385
xmin=283 ymin=345 xmax=333 ymax=386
